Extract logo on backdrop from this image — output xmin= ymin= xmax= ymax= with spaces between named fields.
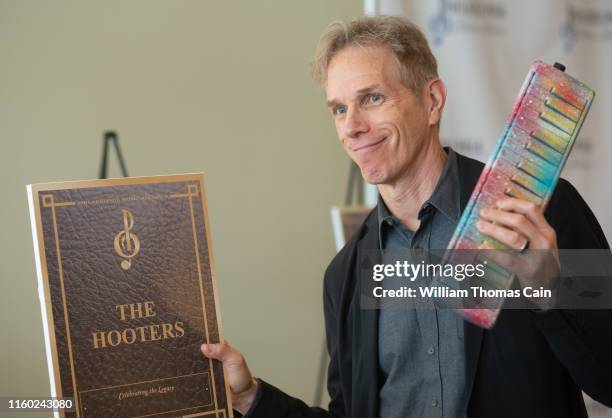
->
xmin=560 ymin=4 xmax=612 ymax=53
xmin=429 ymin=0 xmax=506 ymax=46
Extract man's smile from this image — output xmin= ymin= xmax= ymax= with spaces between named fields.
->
xmin=352 ymin=136 xmax=388 ymax=153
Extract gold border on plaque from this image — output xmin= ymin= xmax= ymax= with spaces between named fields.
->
xmin=30 ymin=174 xmax=232 ymax=418
xmin=42 ymin=194 xmax=80 ymax=417
xmin=169 ymin=183 xmax=220 ymax=416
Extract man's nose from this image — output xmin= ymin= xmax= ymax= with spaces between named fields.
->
xmin=343 ymin=107 xmax=369 ymax=139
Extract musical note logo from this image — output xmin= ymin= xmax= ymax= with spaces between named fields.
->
xmin=114 ymin=209 xmax=140 ymax=270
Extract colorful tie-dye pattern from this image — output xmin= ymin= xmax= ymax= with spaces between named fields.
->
xmin=447 ymin=61 xmax=595 ymax=329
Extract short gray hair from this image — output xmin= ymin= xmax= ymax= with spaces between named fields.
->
xmin=312 ymin=16 xmax=438 ymax=95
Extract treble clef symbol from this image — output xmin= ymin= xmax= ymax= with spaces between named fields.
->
xmin=114 ymin=209 xmax=140 ymax=270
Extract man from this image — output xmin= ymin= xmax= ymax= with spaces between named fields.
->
xmin=202 ymin=16 xmax=612 ymax=417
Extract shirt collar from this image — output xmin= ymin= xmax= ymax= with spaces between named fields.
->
xmin=426 ymin=146 xmax=461 ymax=222
xmin=377 ymin=146 xmax=461 ymax=232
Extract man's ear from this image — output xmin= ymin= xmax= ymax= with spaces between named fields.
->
xmin=426 ymin=78 xmax=447 ymax=126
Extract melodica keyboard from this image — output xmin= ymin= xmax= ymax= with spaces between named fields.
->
xmin=447 ymin=61 xmax=595 ymax=329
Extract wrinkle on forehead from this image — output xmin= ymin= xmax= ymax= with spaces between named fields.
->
xmin=325 ymin=45 xmax=403 ymax=101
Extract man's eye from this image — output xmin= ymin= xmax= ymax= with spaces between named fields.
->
xmin=366 ymin=93 xmax=383 ymax=104
xmin=333 ymin=105 xmax=347 ymax=116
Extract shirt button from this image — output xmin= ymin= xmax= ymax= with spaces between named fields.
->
xmin=427 ymin=347 xmax=435 ymax=355
xmin=432 ymin=399 xmax=439 ymax=407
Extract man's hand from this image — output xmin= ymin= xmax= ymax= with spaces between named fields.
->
xmin=201 ymin=340 xmax=258 ymax=414
xmin=476 ymin=197 xmax=560 ymax=308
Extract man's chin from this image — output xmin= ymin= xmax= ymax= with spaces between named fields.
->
xmin=359 ymin=166 xmax=387 ymax=185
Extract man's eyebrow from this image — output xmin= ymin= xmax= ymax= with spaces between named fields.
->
xmin=326 ymin=84 xmax=382 ymax=108
xmin=355 ymin=84 xmax=382 ymax=95
xmin=326 ymin=99 xmax=340 ymax=108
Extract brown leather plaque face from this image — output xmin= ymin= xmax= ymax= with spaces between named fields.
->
xmin=28 ymin=174 xmax=232 ymax=418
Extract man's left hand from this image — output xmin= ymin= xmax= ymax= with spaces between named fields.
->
xmin=476 ymin=197 xmax=560 ymax=309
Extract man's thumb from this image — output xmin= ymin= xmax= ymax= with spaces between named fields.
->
xmin=201 ymin=341 xmax=236 ymax=363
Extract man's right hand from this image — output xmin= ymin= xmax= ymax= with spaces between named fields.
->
xmin=201 ymin=340 xmax=258 ymax=414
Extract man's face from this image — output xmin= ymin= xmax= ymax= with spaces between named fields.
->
xmin=325 ymin=46 xmax=434 ymax=185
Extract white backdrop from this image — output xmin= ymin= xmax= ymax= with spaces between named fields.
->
xmin=363 ymin=0 xmax=612 ymax=242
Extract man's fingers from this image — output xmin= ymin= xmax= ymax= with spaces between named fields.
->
xmin=200 ymin=340 xmax=257 ymax=414
xmin=201 ymin=343 xmax=219 ymax=358
xmin=479 ymin=198 xmax=558 ymax=250
xmin=479 ymin=207 xmax=538 ymax=246
xmin=495 ymin=197 xmax=548 ymax=231
xmin=477 ymin=219 xmax=528 ymax=250
xmin=201 ymin=340 xmax=242 ymax=365
xmin=201 ymin=340 xmax=253 ymax=391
